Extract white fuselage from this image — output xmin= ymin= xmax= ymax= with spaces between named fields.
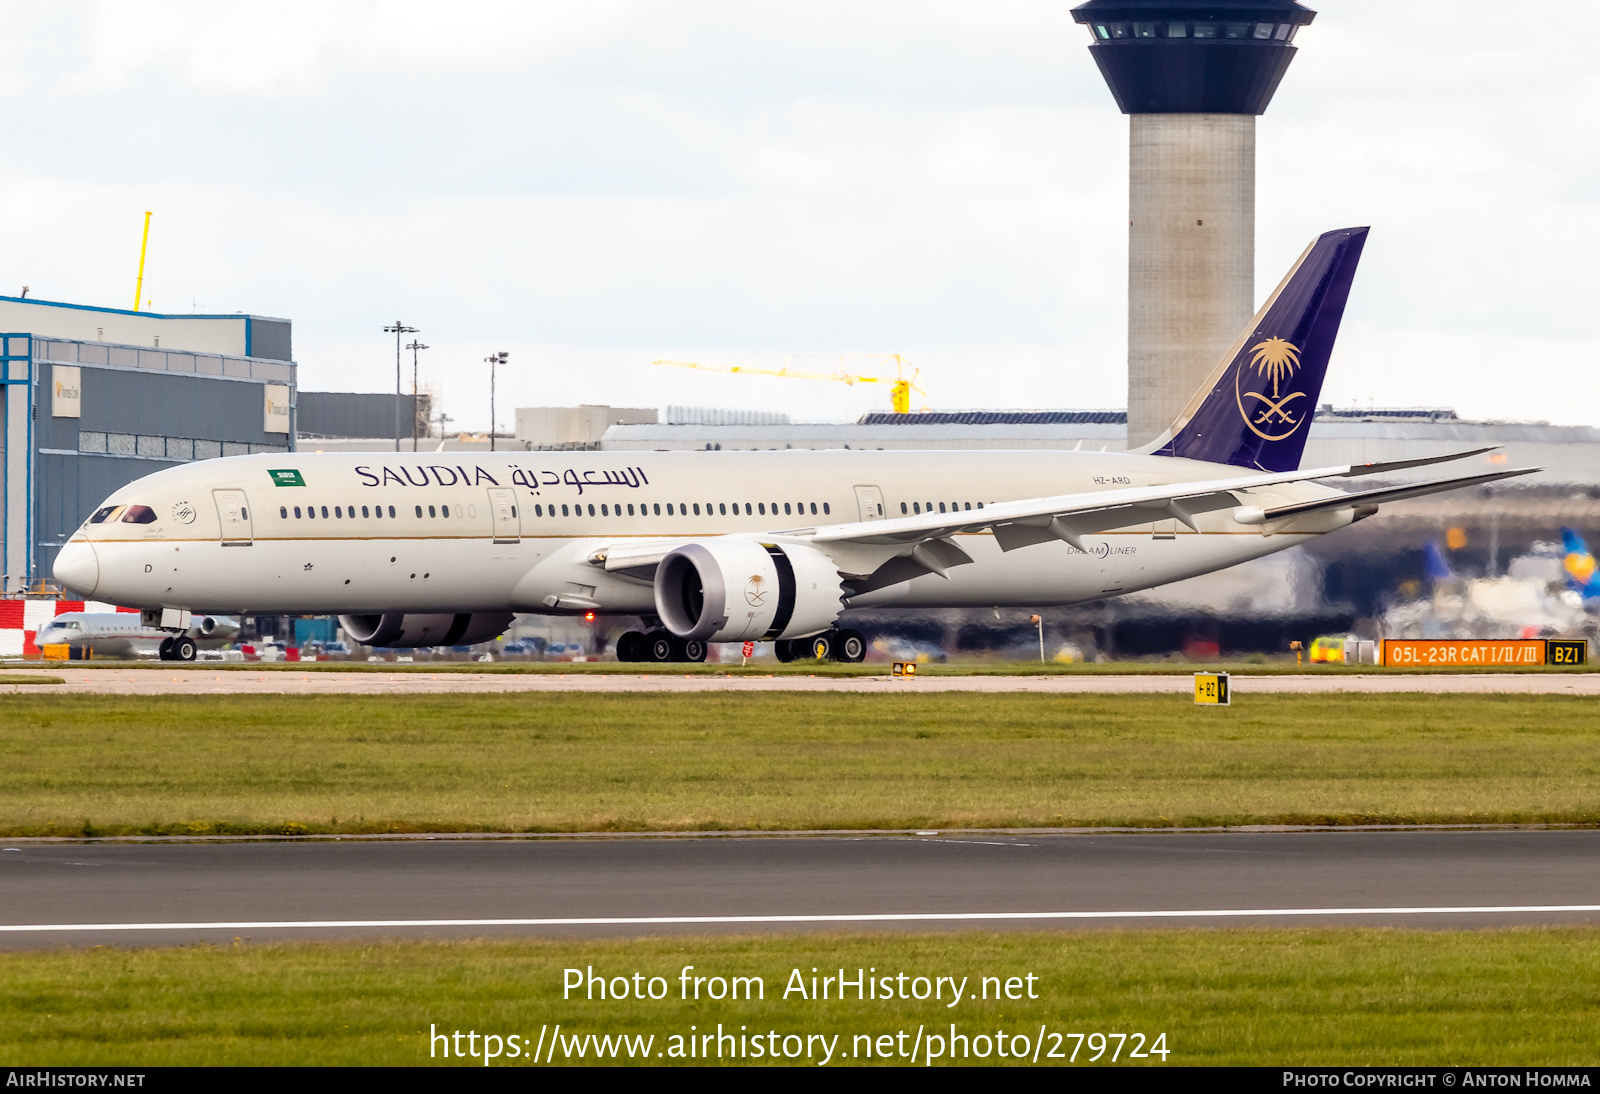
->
xmin=53 ymin=450 xmax=1351 ymax=618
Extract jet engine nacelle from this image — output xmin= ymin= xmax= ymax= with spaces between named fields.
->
xmin=339 ymin=612 xmax=516 ymax=649
xmin=655 ymin=540 xmax=843 ymax=643
xmin=193 ymin=616 xmax=239 ymax=640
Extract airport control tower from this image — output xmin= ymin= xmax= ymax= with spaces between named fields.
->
xmin=1069 ymin=1 xmax=1316 ymax=447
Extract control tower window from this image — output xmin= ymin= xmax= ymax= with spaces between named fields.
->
xmin=1093 ymin=24 xmax=1110 ymax=39
xmin=1225 ymin=23 xmax=1249 ymax=39
xmin=1167 ymin=22 xmax=1186 ymax=37
xmin=1192 ymin=23 xmax=1217 ymax=38
xmin=1132 ymin=22 xmax=1155 ymax=38
xmin=1253 ymin=23 xmax=1274 ymax=40
xmin=1278 ymin=24 xmax=1295 ymax=40
xmin=1108 ymin=23 xmax=1128 ymax=38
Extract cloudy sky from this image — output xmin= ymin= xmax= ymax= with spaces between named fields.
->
xmin=1 ymin=1 xmax=1596 ymax=428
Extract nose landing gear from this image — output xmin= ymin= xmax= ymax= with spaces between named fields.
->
xmin=157 ymin=635 xmax=197 ymax=661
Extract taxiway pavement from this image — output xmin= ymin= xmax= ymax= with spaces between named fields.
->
xmin=3 ymin=830 xmax=1598 ymax=948
xmin=3 ymin=668 xmax=1598 ymax=696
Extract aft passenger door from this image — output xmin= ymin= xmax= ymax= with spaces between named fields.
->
xmin=487 ymin=487 xmax=520 ymax=544
xmin=853 ymin=485 xmax=886 ymax=521
xmin=213 ymin=490 xmax=253 ymax=546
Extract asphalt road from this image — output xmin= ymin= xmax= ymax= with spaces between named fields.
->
xmin=4 ymin=668 xmax=1599 ymax=695
xmin=3 ymin=830 xmax=1599 ymax=948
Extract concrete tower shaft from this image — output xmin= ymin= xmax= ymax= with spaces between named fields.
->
xmin=1070 ymin=0 xmax=1316 ymax=448
xmin=1128 ymin=113 xmax=1254 ymax=447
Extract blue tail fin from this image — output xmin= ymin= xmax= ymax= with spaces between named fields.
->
xmin=1148 ymin=226 xmax=1369 ymax=472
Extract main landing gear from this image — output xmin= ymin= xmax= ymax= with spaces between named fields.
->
xmin=774 ymin=628 xmax=865 ymax=664
xmin=615 ymin=630 xmax=707 ymax=663
xmin=157 ymin=635 xmax=197 ymax=662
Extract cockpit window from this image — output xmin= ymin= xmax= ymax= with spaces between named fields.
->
xmin=89 ymin=505 xmax=123 ymax=524
xmin=121 ymin=505 xmax=158 ymax=524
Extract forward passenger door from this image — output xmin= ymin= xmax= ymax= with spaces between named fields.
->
xmin=853 ymin=485 xmax=886 ymax=521
xmin=487 ymin=487 xmax=520 ymax=544
xmin=213 ymin=490 xmax=253 ymax=546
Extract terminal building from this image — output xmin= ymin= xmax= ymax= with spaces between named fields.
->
xmin=0 ymin=296 xmax=295 ymax=590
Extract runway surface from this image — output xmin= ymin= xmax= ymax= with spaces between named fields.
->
xmin=4 ymin=667 xmax=1599 ymax=695
xmin=3 ymin=830 xmax=1599 ymax=948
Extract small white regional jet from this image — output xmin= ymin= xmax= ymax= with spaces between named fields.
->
xmin=52 ymin=228 xmax=1533 ymax=663
xmin=33 ymin=612 xmax=240 ymax=662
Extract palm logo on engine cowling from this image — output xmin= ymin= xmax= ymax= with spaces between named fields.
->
xmin=745 ymin=574 xmax=768 ymax=606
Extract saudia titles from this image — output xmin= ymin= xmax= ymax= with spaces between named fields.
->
xmin=1235 ymin=335 xmax=1306 ymax=442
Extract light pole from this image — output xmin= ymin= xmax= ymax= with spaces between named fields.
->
xmin=383 ymin=321 xmax=418 ymax=452
xmin=485 ymin=351 xmax=508 ymax=452
xmin=406 ymin=339 xmax=429 ymax=451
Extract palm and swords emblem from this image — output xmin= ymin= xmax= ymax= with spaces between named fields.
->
xmin=1236 ymin=336 xmax=1306 ymax=440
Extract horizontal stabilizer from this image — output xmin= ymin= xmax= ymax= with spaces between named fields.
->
xmin=1327 ymin=447 xmax=1502 ymax=479
xmin=1261 ymin=467 xmax=1540 ymax=522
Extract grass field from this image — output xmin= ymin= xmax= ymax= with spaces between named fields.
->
xmin=2 ymin=928 xmax=1597 ymax=1066
xmin=2 ymin=692 xmax=1598 ymax=835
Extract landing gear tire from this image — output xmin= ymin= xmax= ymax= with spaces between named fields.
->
xmin=157 ymin=637 xmax=174 ymax=661
xmin=616 ymin=631 xmax=645 ymax=662
xmin=774 ymin=639 xmax=798 ymax=663
xmin=172 ymin=636 xmax=197 ymax=662
xmin=807 ymin=633 xmax=832 ymax=661
xmin=832 ymin=629 xmax=866 ymax=663
xmin=644 ymin=631 xmax=675 ymax=663
xmin=681 ymin=639 xmax=706 ymax=663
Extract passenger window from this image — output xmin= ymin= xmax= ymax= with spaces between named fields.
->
xmin=294 ymin=506 xmax=302 ymax=518
xmin=321 ymin=506 xmax=329 ymax=518
xmin=784 ymin=503 xmax=791 ymax=515
xmin=562 ymin=505 xmax=569 ymax=517
xmin=913 ymin=502 xmax=920 ymax=514
xmin=653 ymin=503 xmax=660 ymax=516
xmin=307 ymin=506 xmax=317 ymax=520
xmin=362 ymin=506 xmax=369 ymax=518
xmin=758 ymin=503 xmax=765 ymax=516
xmin=442 ymin=505 xmax=450 ymax=518
xmin=939 ymin=502 xmax=946 ymax=513
xmin=280 ymin=506 xmax=288 ymax=519
xmin=121 ymin=505 xmax=158 ymax=523
xmin=666 ymin=503 xmax=674 ymax=515
xmin=241 ymin=508 xmax=248 ymax=520
xmin=510 ymin=506 xmax=516 ymax=518
xmin=719 ymin=503 xmax=726 ymax=515
xmin=601 ymin=504 xmax=608 ymax=516
xmin=587 ymin=504 xmax=595 ymax=516
xmin=1193 ymin=23 xmax=1217 ymax=37
xmin=742 ymin=502 xmax=750 ymax=515
xmin=335 ymin=507 xmax=342 ymax=518
xmin=535 ymin=504 xmax=542 ymax=517
xmin=89 ymin=505 xmax=120 ymax=524
xmin=901 ymin=502 xmax=908 ymax=515
xmin=415 ymin=506 xmax=422 ymax=518
xmin=388 ymin=506 xmax=396 ymax=518
xmin=427 ymin=505 xmax=436 ymax=518
xmin=693 ymin=503 xmax=700 ymax=515
xmin=627 ymin=504 xmax=634 ymax=516
xmin=809 ymin=502 xmax=817 ymax=515
xmin=822 ymin=502 xmax=830 ymax=515
xmin=965 ymin=502 xmax=972 ymax=511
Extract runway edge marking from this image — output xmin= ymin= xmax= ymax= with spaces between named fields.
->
xmin=7 ymin=905 xmax=1600 ymax=932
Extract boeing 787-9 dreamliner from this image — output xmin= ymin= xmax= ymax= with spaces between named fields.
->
xmin=52 ymin=228 xmax=1534 ymax=662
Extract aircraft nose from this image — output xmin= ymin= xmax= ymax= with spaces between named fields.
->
xmin=53 ymin=540 xmax=99 ymax=597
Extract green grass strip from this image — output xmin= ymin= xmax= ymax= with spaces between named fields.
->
xmin=2 ymin=929 xmax=1597 ymax=1066
xmin=1 ymin=692 xmax=1598 ymax=834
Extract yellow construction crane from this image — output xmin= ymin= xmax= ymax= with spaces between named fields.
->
xmin=652 ymin=354 xmax=926 ymax=414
